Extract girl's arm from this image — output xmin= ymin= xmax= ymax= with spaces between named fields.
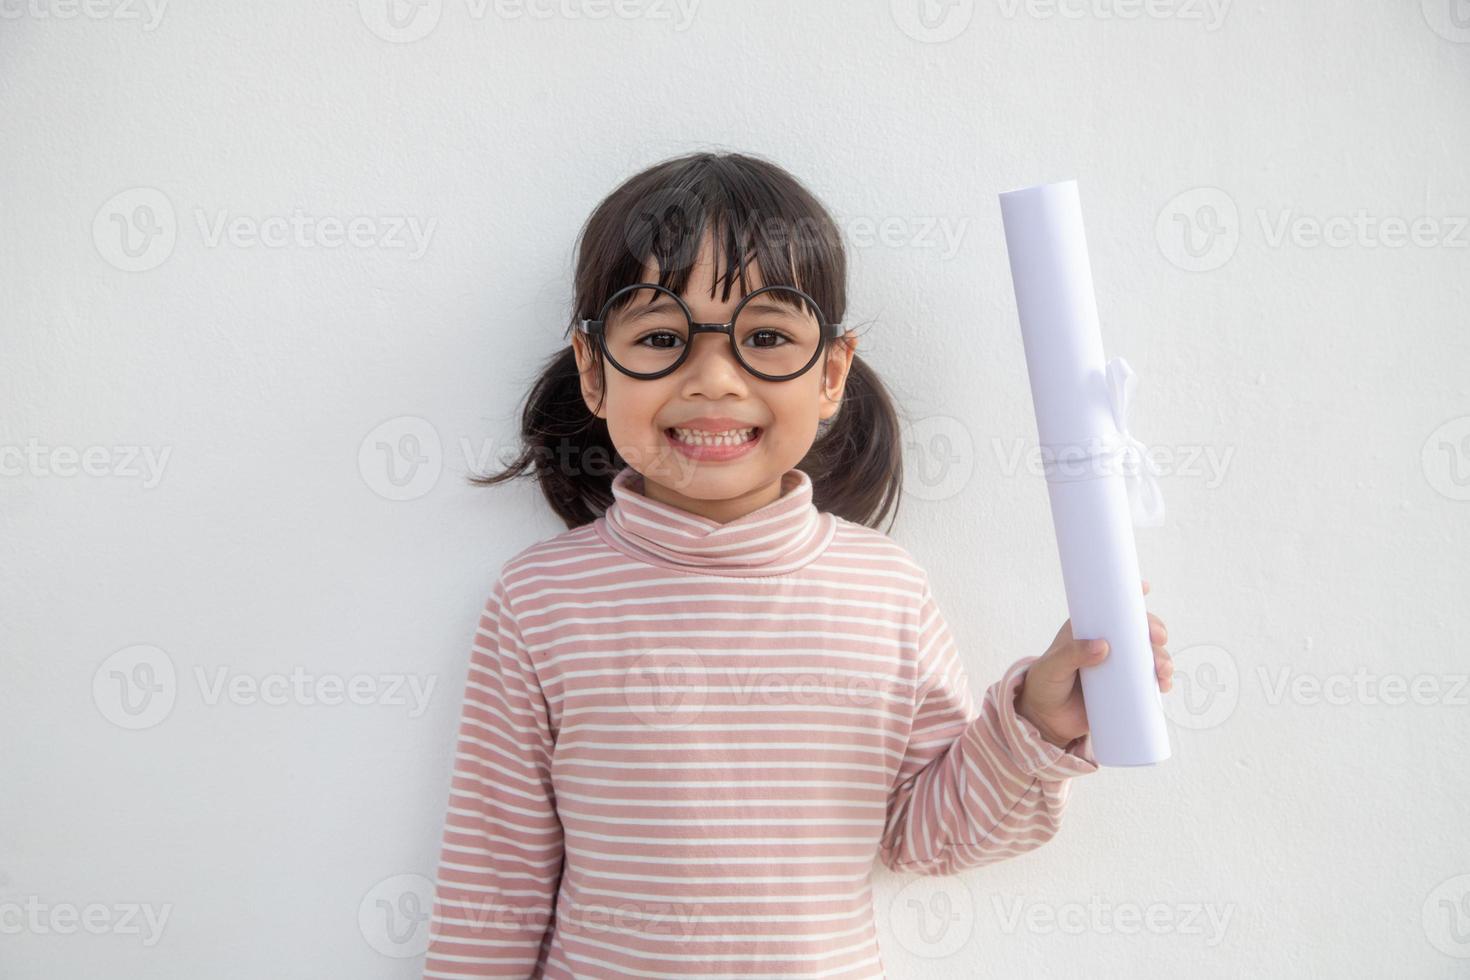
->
xmin=423 ymin=577 xmax=564 ymax=979
xmin=879 ymin=579 xmax=1099 ymax=877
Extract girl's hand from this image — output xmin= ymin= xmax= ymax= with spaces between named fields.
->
xmin=1016 ymin=580 xmax=1173 ymax=749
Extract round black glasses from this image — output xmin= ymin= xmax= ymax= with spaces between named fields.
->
xmin=577 ymin=283 xmax=844 ymax=382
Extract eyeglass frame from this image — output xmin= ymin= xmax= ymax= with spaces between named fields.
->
xmin=576 ymin=282 xmax=845 ymax=382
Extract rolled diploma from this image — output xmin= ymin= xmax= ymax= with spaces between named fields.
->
xmin=998 ymin=179 xmax=1171 ymax=767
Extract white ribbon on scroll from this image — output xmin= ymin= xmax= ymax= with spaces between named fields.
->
xmin=999 ymin=178 xmax=1171 ymax=767
xmin=1040 ymin=355 xmax=1166 ymax=528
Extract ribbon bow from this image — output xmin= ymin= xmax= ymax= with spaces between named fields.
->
xmin=1104 ymin=355 xmax=1166 ymax=527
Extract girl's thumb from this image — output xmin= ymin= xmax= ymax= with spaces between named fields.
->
xmin=1076 ymin=638 xmax=1109 ymax=664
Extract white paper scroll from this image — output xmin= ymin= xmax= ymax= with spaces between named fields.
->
xmin=999 ymin=179 xmax=1171 ymax=768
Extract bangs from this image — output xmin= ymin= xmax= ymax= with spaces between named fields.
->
xmin=634 ymin=194 xmax=802 ymax=303
xmin=576 ymin=153 xmax=846 ymax=328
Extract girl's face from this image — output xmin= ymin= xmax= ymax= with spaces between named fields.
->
xmin=572 ymin=233 xmax=856 ymax=524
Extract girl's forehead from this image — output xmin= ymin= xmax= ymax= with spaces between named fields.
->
xmin=635 ymin=245 xmax=774 ymax=304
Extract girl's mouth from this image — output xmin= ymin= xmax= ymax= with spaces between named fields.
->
xmin=663 ymin=426 xmax=763 ymax=461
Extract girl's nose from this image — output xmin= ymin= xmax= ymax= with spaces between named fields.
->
xmin=679 ymin=331 xmax=748 ymax=391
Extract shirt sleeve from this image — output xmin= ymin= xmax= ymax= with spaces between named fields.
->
xmin=423 ymin=577 xmax=564 ymax=978
xmin=878 ymin=578 xmax=1099 ymax=876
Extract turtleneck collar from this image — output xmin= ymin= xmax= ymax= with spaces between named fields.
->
xmin=594 ymin=464 xmax=837 ymax=577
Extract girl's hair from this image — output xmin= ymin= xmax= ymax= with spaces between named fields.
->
xmin=471 ymin=150 xmax=905 ymax=533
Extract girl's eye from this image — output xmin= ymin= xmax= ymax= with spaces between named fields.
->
xmin=636 ymin=331 xmax=685 ymax=350
xmin=745 ymin=329 xmax=792 ymax=348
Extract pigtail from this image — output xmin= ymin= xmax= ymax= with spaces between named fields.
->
xmin=468 ymin=346 xmax=622 ymax=529
xmin=802 ymin=352 xmax=904 ymax=534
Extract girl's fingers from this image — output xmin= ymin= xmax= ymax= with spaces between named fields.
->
xmin=1142 ymin=579 xmax=1150 ymax=596
xmin=1148 ymin=614 xmax=1167 ymax=644
xmin=1155 ymin=647 xmax=1173 ymax=691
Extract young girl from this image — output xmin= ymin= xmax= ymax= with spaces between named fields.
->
xmin=422 ymin=151 xmax=1173 ymax=979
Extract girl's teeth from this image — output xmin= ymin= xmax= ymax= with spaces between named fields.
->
xmin=670 ymin=427 xmax=757 ymax=446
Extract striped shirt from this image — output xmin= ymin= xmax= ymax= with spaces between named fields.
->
xmin=423 ymin=464 xmax=1099 ymax=979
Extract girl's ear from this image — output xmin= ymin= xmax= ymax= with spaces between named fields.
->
xmin=570 ymin=334 xmax=607 ymax=420
xmin=818 ymin=333 xmax=858 ymax=421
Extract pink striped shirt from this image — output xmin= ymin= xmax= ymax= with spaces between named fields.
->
xmin=423 ymin=464 xmax=1098 ymax=979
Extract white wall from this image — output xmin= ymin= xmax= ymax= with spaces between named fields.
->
xmin=3 ymin=2 xmax=1467 ymax=977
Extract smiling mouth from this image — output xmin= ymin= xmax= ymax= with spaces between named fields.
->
xmin=665 ymin=426 xmax=762 ymax=446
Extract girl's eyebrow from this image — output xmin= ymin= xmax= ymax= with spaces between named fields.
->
xmin=627 ymin=295 xmax=680 ymax=315
xmin=623 ymin=294 xmax=804 ymax=319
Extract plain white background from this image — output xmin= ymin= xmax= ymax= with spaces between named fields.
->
xmin=3 ymin=2 xmax=1468 ymax=977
